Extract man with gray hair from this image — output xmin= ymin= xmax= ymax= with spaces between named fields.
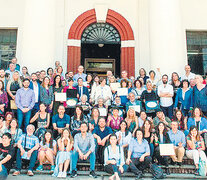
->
xmin=13 ymin=124 xmax=39 ymax=176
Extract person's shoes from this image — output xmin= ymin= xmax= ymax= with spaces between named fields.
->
xmin=71 ymin=170 xmax=77 ymax=178
xmin=62 ymin=172 xmax=67 ymax=178
xmin=165 ymin=168 xmax=170 ymax=175
xmin=12 ymin=171 xmax=20 ymax=176
xmin=89 ymin=170 xmax=97 ymax=178
xmin=36 ymin=165 xmax=43 ymax=171
xmin=27 ymin=170 xmax=34 ymax=176
xmin=135 ymin=172 xmax=143 ymax=179
xmin=171 ymin=161 xmax=177 ymax=166
xmin=177 ymin=162 xmax=182 ymax=166
xmin=57 ymin=172 xmax=63 ymax=178
xmin=50 ymin=165 xmax=55 ymax=172
xmin=194 ymin=168 xmax=199 ymax=176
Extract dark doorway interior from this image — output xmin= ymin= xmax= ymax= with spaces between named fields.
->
xmin=81 ymin=43 xmax=121 ymax=77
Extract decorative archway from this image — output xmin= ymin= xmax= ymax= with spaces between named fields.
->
xmin=67 ymin=9 xmax=135 ymax=76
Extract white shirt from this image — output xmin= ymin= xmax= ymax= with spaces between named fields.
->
xmin=158 ymin=84 xmax=174 ymax=107
xmin=94 ymin=85 xmax=112 ymax=105
xmin=181 ymin=72 xmax=195 ymax=82
xmin=115 ymin=131 xmax=132 ymax=146
xmin=33 ymin=82 xmax=39 ymax=103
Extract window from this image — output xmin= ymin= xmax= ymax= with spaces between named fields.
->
xmin=0 ymin=29 xmax=17 ymax=69
xmin=186 ymin=31 xmax=207 ymax=75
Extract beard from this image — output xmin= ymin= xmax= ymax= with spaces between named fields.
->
xmin=163 ymin=81 xmax=167 ymax=84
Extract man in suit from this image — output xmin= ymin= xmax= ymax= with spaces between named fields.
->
xmin=74 ymin=77 xmax=89 ymax=102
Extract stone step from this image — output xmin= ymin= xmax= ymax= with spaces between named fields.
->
xmin=9 ymin=170 xmax=207 ymax=179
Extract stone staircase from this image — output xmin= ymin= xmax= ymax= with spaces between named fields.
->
xmin=10 ymin=156 xmax=207 ymax=179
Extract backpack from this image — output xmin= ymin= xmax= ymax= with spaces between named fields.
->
xmin=150 ymin=163 xmax=165 ymax=179
xmin=199 ymin=159 xmax=206 ymax=176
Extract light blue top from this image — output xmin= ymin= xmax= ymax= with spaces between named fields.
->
xmin=104 ymin=145 xmax=125 ymax=166
xmin=128 ymin=138 xmax=150 ymax=158
xmin=168 ymin=130 xmax=186 ymax=147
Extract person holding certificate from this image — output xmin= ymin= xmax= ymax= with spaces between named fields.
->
xmin=125 ymin=92 xmax=142 ymax=113
xmin=168 ymin=121 xmax=186 ymax=166
xmin=154 ymin=122 xmax=171 ymax=175
xmin=119 ymin=79 xmax=131 ymax=106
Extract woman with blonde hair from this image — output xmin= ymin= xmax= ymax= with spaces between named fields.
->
xmin=53 ymin=128 xmax=73 ymax=178
xmin=125 ymin=108 xmax=139 ymax=136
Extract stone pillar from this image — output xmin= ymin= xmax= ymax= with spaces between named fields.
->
xmin=20 ymin=0 xmax=56 ymax=73
xmin=149 ymin=0 xmax=187 ymax=76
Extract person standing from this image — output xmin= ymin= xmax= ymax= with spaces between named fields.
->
xmin=15 ymin=78 xmax=35 ymax=132
xmin=73 ymin=65 xmax=87 ymax=83
xmin=158 ymin=74 xmax=174 ymax=119
xmin=181 ymin=65 xmax=195 ymax=82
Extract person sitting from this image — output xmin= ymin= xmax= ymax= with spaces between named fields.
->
xmin=104 ymin=134 xmax=129 ymax=180
xmin=172 ymin=109 xmax=187 ymax=131
xmin=52 ymin=105 xmax=70 ymax=139
xmin=153 ymin=109 xmax=171 ymax=129
xmin=168 ymin=121 xmax=186 ymax=166
xmin=77 ymin=94 xmax=91 ymax=117
xmin=52 ymin=128 xmax=73 ymax=178
xmin=119 ymin=79 xmax=131 ymax=106
xmin=70 ymin=105 xmax=88 ymax=137
xmin=107 ymin=107 xmax=123 ymax=132
xmin=131 ymin=80 xmax=145 ymax=100
xmin=0 ymin=80 xmax=8 ymax=115
xmin=186 ymin=125 xmax=207 ymax=175
xmin=93 ymin=117 xmax=113 ymax=164
xmin=110 ymin=96 xmax=124 ymax=118
xmin=126 ymin=129 xmax=152 ymax=179
xmin=71 ymin=122 xmax=97 ymax=178
xmin=4 ymin=112 xmax=13 ymax=129
xmin=138 ymin=111 xmax=151 ymax=128
xmin=115 ymin=120 xmax=132 ymax=157
xmin=13 ymin=124 xmax=39 ymax=176
xmin=30 ymin=103 xmax=50 ymax=140
xmin=187 ymin=107 xmax=207 ymax=136
xmin=94 ymin=97 xmax=108 ymax=117
xmin=125 ymin=108 xmax=139 ymax=136
xmin=154 ymin=122 xmax=171 ymax=175
xmin=0 ymin=117 xmax=7 ymax=138
xmin=0 ymin=132 xmax=15 ymax=180
xmin=89 ymin=107 xmax=100 ymax=132
xmin=125 ymin=92 xmax=142 ymax=113
xmin=36 ymin=130 xmax=57 ymax=172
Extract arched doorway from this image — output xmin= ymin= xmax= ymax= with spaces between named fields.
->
xmin=81 ymin=23 xmax=121 ymax=76
xmin=67 ymin=9 xmax=135 ymax=76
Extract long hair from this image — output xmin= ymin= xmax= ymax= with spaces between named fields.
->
xmin=188 ymin=125 xmax=200 ymax=142
xmin=43 ymin=129 xmax=54 ymax=148
xmin=53 ymin=75 xmax=62 ymax=88
xmin=126 ymin=108 xmax=137 ymax=123
xmin=91 ymin=107 xmax=100 ymax=120
xmin=74 ymin=105 xmax=84 ymax=121
xmin=119 ymin=120 xmax=129 ymax=136
xmin=192 ymin=107 xmax=203 ymax=118
xmin=156 ymin=122 xmax=168 ymax=136
xmin=9 ymin=71 xmax=22 ymax=87
xmin=61 ymin=128 xmax=73 ymax=143
xmin=142 ymin=120 xmax=153 ymax=136
xmin=8 ymin=118 xmax=19 ymax=129
xmin=0 ymin=80 xmax=4 ymax=91
xmin=41 ymin=76 xmax=50 ymax=88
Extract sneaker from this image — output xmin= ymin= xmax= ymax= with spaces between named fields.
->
xmin=50 ymin=165 xmax=55 ymax=172
xmin=12 ymin=171 xmax=20 ymax=176
xmin=27 ymin=170 xmax=34 ymax=176
xmin=71 ymin=170 xmax=77 ymax=178
xmin=135 ymin=172 xmax=143 ymax=179
xmin=177 ymin=162 xmax=182 ymax=166
xmin=36 ymin=165 xmax=43 ymax=171
xmin=62 ymin=172 xmax=67 ymax=178
xmin=194 ymin=168 xmax=199 ymax=176
xmin=165 ymin=168 xmax=170 ymax=175
xmin=57 ymin=172 xmax=63 ymax=178
xmin=89 ymin=170 xmax=97 ymax=178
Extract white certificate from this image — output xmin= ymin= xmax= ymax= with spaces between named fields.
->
xmin=98 ymin=108 xmax=107 ymax=116
xmin=129 ymin=105 xmax=140 ymax=113
xmin=117 ymin=88 xmax=128 ymax=96
xmin=160 ymin=144 xmax=175 ymax=156
xmin=55 ymin=93 xmax=66 ymax=101
xmin=83 ymin=82 xmax=88 ymax=87
xmin=110 ymin=83 xmax=121 ymax=91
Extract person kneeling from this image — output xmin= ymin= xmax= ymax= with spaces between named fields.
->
xmin=71 ymin=122 xmax=97 ymax=178
xmin=126 ymin=129 xmax=152 ymax=179
xmin=13 ymin=124 xmax=39 ymax=176
xmin=104 ymin=134 xmax=128 ymax=180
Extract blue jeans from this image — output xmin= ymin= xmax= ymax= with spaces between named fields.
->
xmin=72 ymin=150 xmax=96 ymax=171
xmin=0 ymin=165 xmax=8 ymax=180
xmin=160 ymin=105 xmax=173 ymax=119
xmin=17 ymin=108 xmax=32 ymax=132
xmin=16 ymin=149 xmax=38 ymax=171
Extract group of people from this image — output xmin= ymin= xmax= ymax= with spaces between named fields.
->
xmin=0 ymin=57 xmax=206 ymax=179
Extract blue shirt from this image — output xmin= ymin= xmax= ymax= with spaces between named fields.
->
xmin=20 ymin=134 xmax=39 ymax=149
xmin=15 ymin=87 xmax=35 ymax=110
xmin=168 ymin=130 xmax=186 ymax=147
xmin=128 ymin=138 xmax=150 ymax=158
xmin=52 ymin=114 xmax=70 ymax=128
xmin=73 ymin=73 xmax=87 ymax=82
xmin=187 ymin=117 xmax=207 ymax=131
xmin=193 ymin=85 xmax=207 ymax=112
xmin=92 ymin=126 xmax=113 ymax=140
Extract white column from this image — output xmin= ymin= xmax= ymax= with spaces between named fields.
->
xmin=20 ymin=0 xmax=56 ymax=73
xmin=149 ymin=0 xmax=187 ymax=76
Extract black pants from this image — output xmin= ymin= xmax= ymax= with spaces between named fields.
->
xmin=96 ymin=145 xmax=105 ymax=165
xmin=105 ymin=164 xmax=129 ymax=176
xmin=154 ymin=146 xmax=169 ymax=166
xmin=129 ymin=156 xmax=152 ymax=174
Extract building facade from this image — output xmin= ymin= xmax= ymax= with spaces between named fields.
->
xmin=0 ymin=0 xmax=207 ymax=77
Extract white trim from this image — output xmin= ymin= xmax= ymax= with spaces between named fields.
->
xmin=94 ymin=4 xmax=108 ymax=23
xmin=67 ymin=39 xmax=81 ymax=47
xmin=121 ymin=40 xmax=135 ymax=47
